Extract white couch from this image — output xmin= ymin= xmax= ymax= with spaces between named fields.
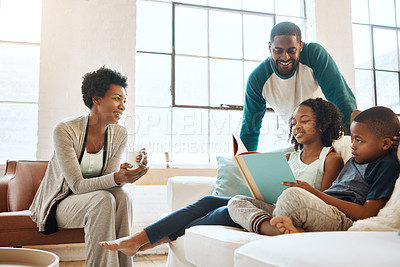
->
xmin=165 ymin=137 xmax=400 ymax=267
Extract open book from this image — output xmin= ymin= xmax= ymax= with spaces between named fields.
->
xmin=233 ymin=134 xmax=296 ymax=203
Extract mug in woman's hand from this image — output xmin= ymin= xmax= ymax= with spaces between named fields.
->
xmin=126 ymin=151 xmax=144 ymax=169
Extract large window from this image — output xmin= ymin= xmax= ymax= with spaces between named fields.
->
xmin=135 ymin=0 xmax=306 ymax=165
xmin=0 ymin=0 xmax=42 ymax=163
xmin=351 ymin=0 xmax=400 ymax=113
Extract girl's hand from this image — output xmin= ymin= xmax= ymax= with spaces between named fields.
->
xmin=282 ymin=180 xmax=318 ymax=195
xmin=114 ymin=162 xmax=149 ymax=184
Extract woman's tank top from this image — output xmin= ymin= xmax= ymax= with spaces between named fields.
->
xmin=80 ymin=147 xmax=104 ymax=178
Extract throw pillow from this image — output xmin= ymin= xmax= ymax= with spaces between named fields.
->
xmin=212 ymin=155 xmax=252 ymax=197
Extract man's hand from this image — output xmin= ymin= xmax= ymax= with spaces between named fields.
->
xmin=391 ymin=131 xmax=400 ymax=151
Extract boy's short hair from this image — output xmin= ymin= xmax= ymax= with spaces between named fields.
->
xmin=270 ymin=21 xmax=302 ymax=43
xmin=353 ymin=106 xmax=400 ymax=139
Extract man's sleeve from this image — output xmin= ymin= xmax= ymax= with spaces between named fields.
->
xmin=305 ymin=43 xmax=357 ymax=133
xmin=240 ymin=65 xmax=267 ymax=152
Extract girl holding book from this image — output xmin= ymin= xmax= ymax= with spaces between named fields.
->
xmin=99 ymin=98 xmax=345 ymax=257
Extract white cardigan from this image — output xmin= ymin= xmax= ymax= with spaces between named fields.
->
xmin=29 ymin=115 xmax=127 ymax=232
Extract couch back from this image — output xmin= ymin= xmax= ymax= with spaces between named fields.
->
xmin=5 ymin=160 xmax=48 ymax=212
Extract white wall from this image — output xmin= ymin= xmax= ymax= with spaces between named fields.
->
xmin=36 ymin=0 xmax=136 ymax=160
xmin=312 ymin=0 xmax=355 ymax=90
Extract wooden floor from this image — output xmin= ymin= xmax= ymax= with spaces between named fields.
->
xmin=59 ymin=254 xmax=168 ymax=267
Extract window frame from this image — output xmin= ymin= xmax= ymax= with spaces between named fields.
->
xmin=170 ymin=2 xmax=278 ymax=111
xmin=352 ymin=0 xmax=400 ymax=113
xmin=0 ymin=39 xmax=40 ymax=106
xmin=0 ymin=5 xmax=41 ymax=164
xmin=135 ymin=0 xmax=306 ymax=164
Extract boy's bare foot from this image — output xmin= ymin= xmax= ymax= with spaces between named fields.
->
xmin=258 ymin=219 xmax=283 ymax=236
xmin=138 ymin=236 xmax=171 ymax=252
xmin=270 ymin=216 xmax=305 ymax=234
xmin=99 ymin=230 xmax=150 ymax=257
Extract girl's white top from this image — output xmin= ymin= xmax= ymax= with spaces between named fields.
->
xmin=288 ymin=146 xmax=332 ymax=190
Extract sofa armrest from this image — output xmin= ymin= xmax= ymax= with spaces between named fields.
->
xmin=167 ymin=176 xmax=216 ymax=211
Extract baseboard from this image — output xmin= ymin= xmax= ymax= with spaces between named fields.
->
xmin=26 ymin=242 xmax=169 ymax=261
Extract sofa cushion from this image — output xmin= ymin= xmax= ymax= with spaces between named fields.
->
xmin=212 ymin=156 xmax=252 ymax=198
xmin=184 ymin=225 xmax=267 ymax=267
xmin=0 ymin=210 xmax=85 ymax=247
xmin=0 ymin=210 xmax=37 ymax=231
xmin=7 ymin=161 xmax=48 ymax=212
xmin=0 ymin=210 xmax=38 ymax=230
xmin=234 ymin=231 xmax=400 ymax=267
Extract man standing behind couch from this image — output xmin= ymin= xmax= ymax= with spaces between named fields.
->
xmin=241 ymin=21 xmax=357 ymax=151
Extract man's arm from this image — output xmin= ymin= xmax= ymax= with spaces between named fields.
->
xmin=240 ymin=65 xmax=267 ymax=152
xmin=240 ymin=92 xmax=266 ymax=152
xmin=303 ymin=43 xmax=357 ymax=134
xmin=240 ymin=59 xmax=272 ymax=151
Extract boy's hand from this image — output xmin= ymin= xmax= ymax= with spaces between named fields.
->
xmin=282 ymin=180 xmax=318 ymax=195
xmin=391 ymin=131 xmax=400 ymax=151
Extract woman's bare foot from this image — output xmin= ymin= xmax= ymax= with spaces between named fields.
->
xmin=138 ymin=236 xmax=171 ymax=252
xmin=270 ymin=216 xmax=305 ymax=234
xmin=99 ymin=230 xmax=150 ymax=257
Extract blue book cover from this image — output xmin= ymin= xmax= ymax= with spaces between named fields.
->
xmin=236 ymin=152 xmax=296 ymax=203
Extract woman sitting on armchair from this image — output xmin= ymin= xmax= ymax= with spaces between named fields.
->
xmin=29 ymin=66 xmax=148 ymax=267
